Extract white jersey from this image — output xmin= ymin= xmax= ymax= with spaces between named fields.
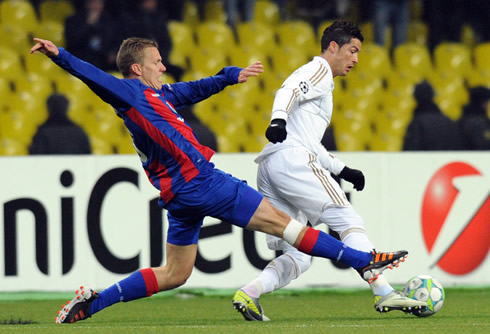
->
xmin=255 ymin=55 xmax=366 ymax=241
xmin=255 ymin=56 xmax=345 ymax=175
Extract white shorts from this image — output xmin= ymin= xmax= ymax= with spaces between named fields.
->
xmin=258 ymin=147 xmax=366 ymax=251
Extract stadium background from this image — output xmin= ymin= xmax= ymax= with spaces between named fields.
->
xmin=0 ymin=0 xmax=489 ymax=154
xmin=0 ymin=0 xmax=488 ymax=291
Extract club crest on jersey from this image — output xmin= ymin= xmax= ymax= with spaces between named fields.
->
xmin=299 ymin=81 xmax=309 ymax=94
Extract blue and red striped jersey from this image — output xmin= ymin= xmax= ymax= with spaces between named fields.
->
xmin=52 ymin=48 xmax=242 ymax=205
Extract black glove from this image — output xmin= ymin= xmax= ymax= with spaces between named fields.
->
xmin=265 ymin=119 xmax=287 ymax=143
xmin=339 ymin=166 xmax=365 ymax=191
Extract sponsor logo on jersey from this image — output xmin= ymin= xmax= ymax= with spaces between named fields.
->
xmin=421 ymin=162 xmax=490 ymax=275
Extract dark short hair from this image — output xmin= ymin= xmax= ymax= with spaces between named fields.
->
xmin=321 ymin=20 xmax=364 ymax=52
xmin=116 ymin=37 xmax=159 ymax=78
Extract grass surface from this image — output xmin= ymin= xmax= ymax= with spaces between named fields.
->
xmin=0 ymin=288 xmax=489 ymax=333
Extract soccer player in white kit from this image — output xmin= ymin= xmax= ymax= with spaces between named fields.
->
xmin=233 ymin=21 xmax=426 ymax=321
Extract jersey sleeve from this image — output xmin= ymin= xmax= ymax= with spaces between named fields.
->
xmin=316 ymin=145 xmax=346 ymax=175
xmin=271 ymin=61 xmax=331 ymax=121
xmin=163 ymin=66 xmax=241 ymax=109
xmin=51 ymin=48 xmax=136 ymax=112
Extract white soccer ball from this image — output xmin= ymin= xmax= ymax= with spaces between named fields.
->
xmin=402 ymin=274 xmax=445 ymax=317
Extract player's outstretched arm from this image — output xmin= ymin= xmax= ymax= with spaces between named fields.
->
xmin=238 ymin=61 xmax=264 ymax=83
xmin=30 ymin=38 xmax=59 ymax=57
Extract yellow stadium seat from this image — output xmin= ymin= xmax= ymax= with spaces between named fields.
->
xmin=0 ymin=109 xmax=38 ymax=145
xmin=14 ymin=72 xmax=54 ymax=100
xmin=406 ymin=21 xmax=428 ymax=46
xmin=433 ymin=42 xmax=472 ymax=79
xmin=355 ymin=43 xmax=392 ymax=78
xmin=0 ymin=137 xmax=28 ymax=155
xmin=343 ymin=69 xmax=384 ymax=105
xmin=24 ymin=52 xmax=65 ymax=79
xmin=0 ymin=0 xmax=39 ymax=33
xmin=196 ymin=22 xmax=236 ymax=52
xmin=254 ymin=0 xmax=280 ymax=25
xmin=10 ymin=90 xmax=48 ymax=125
xmin=0 ymin=23 xmax=31 ymax=55
xmin=0 ymin=46 xmax=24 ymax=82
xmin=242 ymin=133 xmax=268 ymax=152
xmin=276 ymin=21 xmax=316 ymax=55
xmin=39 ymin=0 xmax=74 ymax=23
xmin=270 ymin=46 xmax=308 ymax=77
xmin=116 ymin=131 xmax=135 ymax=154
xmin=237 ymin=22 xmax=277 ymax=56
xmin=34 ymin=20 xmax=65 ymax=47
xmin=434 ymin=93 xmax=466 ymax=121
xmin=204 ymin=0 xmax=226 ymax=23
xmin=467 ymin=68 xmax=490 ymax=88
xmin=428 ymin=70 xmax=468 ymax=106
xmin=335 ymin=131 xmax=369 ymax=151
xmin=217 ymin=134 xmax=242 ymax=152
xmin=473 ymin=42 xmax=490 ymax=71
xmin=228 ymin=47 xmax=266 ymax=68
xmin=393 ymin=42 xmax=433 ymax=78
xmin=183 ymin=0 xmax=200 ymax=26
xmin=368 ymin=132 xmax=403 ymax=151
xmin=359 ymin=21 xmax=374 ymax=43
xmin=168 ymin=21 xmax=196 ymax=65
xmin=317 ymin=20 xmax=334 ymax=40
xmin=89 ymin=135 xmax=115 ymax=155
xmin=189 ymin=48 xmax=228 ymax=74
xmin=373 ymin=110 xmax=411 ymax=137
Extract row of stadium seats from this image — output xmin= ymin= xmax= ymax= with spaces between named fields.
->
xmin=1 ymin=1 xmax=490 ymax=155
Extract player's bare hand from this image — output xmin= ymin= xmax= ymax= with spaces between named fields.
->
xmin=238 ymin=61 xmax=264 ymax=83
xmin=30 ymin=38 xmax=60 ymax=57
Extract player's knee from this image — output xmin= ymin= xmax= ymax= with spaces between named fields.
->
xmin=294 ymin=253 xmax=312 ymax=275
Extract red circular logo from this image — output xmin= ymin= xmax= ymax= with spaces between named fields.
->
xmin=421 ymin=162 xmax=490 ymax=275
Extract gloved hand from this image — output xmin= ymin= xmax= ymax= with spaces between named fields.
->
xmin=339 ymin=166 xmax=365 ymax=191
xmin=265 ymin=119 xmax=287 ymax=143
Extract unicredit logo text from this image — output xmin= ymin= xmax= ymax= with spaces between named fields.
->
xmin=421 ymin=162 xmax=490 ymax=275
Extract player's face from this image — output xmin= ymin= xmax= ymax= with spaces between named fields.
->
xmin=331 ymin=38 xmax=361 ymax=77
xmin=140 ymin=47 xmax=167 ymax=89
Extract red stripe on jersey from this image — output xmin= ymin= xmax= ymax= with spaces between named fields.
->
xmin=147 ymin=157 xmax=174 ymax=203
xmin=140 ymin=268 xmax=159 ymax=296
xmin=126 ymin=107 xmax=198 ymax=183
xmin=146 ymin=90 xmax=215 ymax=162
xmin=298 ymin=228 xmax=320 ymax=254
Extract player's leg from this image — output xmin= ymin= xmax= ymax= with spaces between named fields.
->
xmin=248 ymin=150 xmax=406 ymax=273
xmin=56 ymin=211 xmax=202 ymax=324
xmin=320 ymin=191 xmax=426 ymax=314
xmin=233 ymin=239 xmax=312 ymax=321
xmin=55 ymin=243 xmax=197 ymax=324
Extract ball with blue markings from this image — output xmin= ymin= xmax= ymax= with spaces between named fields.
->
xmin=403 ymin=274 xmax=445 ymax=317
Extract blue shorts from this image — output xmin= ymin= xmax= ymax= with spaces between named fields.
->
xmin=164 ymin=169 xmax=263 ymax=246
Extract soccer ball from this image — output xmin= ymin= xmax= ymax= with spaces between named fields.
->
xmin=403 ymin=274 xmax=445 ymax=317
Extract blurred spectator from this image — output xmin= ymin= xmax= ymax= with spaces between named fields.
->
xmin=423 ymin=0 xmax=464 ymax=51
xmin=458 ymin=86 xmax=490 ymax=150
xmin=65 ymin=0 xmax=121 ymax=71
xmin=120 ymin=0 xmax=183 ymax=80
xmin=225 ymin=0 xmax=256 ymax=28
xmin=403 ymin=81 xmax=464 ymax=151
xmin=373 ymin=0 xmax=409 ymax=50
xmin=29 ymin=94 xmax=92 ymax=155
xmin=178 ymin=107 xmax=218 ymax=151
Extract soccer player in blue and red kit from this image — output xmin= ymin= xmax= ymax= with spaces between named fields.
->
xmin=30 ymin=37 xmax=408 ymax=324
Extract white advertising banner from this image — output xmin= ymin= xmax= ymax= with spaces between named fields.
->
xmin=0 ymin=152 xmax=488 ymax=291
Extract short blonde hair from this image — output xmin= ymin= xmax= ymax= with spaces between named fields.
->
xmin=116 ymin=38 xmax=159 ymax=78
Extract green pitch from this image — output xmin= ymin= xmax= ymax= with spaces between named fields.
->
xmin=0 ymin=287 xmax=489 ymax=334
